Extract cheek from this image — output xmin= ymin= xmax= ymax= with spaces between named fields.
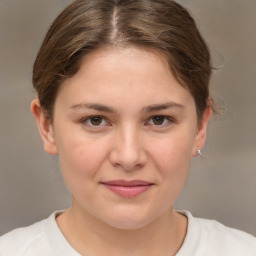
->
xmin=55 ymin=130 xmax=111 ymax=188
xmin=153 ymin=130 xmax=194 ymax=169
xmin=150 ymin=131 xmax=194 ymax=196
xmin=57 ymin=138 xmax=111 ymax=206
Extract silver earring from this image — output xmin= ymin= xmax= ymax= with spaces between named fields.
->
xmin=197 ymin=149 xmax=202 ymax=156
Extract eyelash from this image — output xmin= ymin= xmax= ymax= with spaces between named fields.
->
xmin=81 ymin=116 xmax=108 ymax=127
xmin=80 ymin=115 xmax=175 ymax=128
xmin=146 ymin=115 xmax=175 ymax=127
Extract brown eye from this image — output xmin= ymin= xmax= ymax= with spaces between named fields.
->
xmin=152 ymin=116 xmax=165 ymax=125
xmin=81 ymin=116 xmax=109 ymax=129
xmin=89 ymin=116 xmax=104 ymax=126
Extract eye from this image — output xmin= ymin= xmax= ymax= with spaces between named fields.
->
xmin=82 ymin=116 xmax=107 ymax=127
xmin=147 ymin=116 xmax=173 ymax=126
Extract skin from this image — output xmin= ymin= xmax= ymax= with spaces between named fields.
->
xmin=31 ymin=46 xmax=211 ymax=256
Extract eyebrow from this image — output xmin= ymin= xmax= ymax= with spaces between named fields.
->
xmin=143 ymin=102 xmax=184 ymax=112
xmin=70 ymin=103 xmax=115 ymax=113
xmin=69 ymin=101 xmax=184 ymax=113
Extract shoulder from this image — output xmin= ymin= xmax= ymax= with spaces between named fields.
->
xmin=0 ymin=215 xmax=55 ymax=256
xmin=177 ymin=211 xmax=256 ymax=256
xmin=197 ymin=216 xmax=256 ymax=250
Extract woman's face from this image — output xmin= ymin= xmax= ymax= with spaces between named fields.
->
xmin=33 ymin=47 xmax=209 ymax=229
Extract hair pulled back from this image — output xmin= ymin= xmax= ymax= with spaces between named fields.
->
xmin=33 ymin=0 xmax=212 ymax=121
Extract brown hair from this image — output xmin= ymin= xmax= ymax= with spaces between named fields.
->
xmin=33 ymin=0 xmax=212 ymax=121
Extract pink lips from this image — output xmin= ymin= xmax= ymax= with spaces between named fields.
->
xmin=101 ymin=180 xmax=153 ymax=198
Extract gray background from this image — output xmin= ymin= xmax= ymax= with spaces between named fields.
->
xmin=0 ymin=0 xmax=255 ymax=236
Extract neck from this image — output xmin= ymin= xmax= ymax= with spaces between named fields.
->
xmin=56 ymin=200 xmax=187 ymax=256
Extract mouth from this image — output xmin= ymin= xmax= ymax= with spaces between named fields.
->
xmin=100 ymin=180 xmax=154 ymax=198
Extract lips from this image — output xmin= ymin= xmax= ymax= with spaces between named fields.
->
xmin=101 ymin=180 xmax=154 ymax=198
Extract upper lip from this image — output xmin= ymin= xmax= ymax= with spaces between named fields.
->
xmin=101 ymin=180 xmax=154 ymax=186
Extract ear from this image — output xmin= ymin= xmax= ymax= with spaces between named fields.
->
xmin=31 ymin=99 xmax=58 ymax=155
xmin=192 ymin=107 xmax=212 ymax=157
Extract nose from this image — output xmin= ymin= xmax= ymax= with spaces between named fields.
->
xmin=109 ymin=125 xmax=147 ymax=171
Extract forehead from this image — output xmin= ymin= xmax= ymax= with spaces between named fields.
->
xmin=75 ymin=46 xmax=173 ymax=81
xmin=56 ymin=46 xmax=194 ymax=111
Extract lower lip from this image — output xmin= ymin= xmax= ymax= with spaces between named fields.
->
xmin=102 ymin=184 xmax=152 ymax=198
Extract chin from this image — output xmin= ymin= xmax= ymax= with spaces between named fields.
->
xmin=107 ymin=216 xmax=152 ymax=230
xmin=102 ymin=207 xmax=158 ymax=230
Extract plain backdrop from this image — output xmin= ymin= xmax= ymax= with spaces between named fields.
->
xmin=0 ymin=0 xmax=255 ymax=236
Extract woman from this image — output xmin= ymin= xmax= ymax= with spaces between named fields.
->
xmin=0 ymin=0 xmax=255 ymax=255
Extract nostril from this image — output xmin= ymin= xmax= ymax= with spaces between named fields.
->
xmin=108 ymin=129 xmax=147 ymax=170
xmin=109 ymin=148 xmax=147 ymax=171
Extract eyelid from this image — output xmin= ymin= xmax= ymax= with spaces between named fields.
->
xmin=81 ymin=115 xmax=110 ymax=127
xmin=79 ymin=114 xmax=176 ymax=129
xmin=146 ymin=115 xmax=175 ymax=127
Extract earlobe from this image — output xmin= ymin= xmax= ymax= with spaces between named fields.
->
xmin=192 ymin=107 xmax=212 ymax=157
xmin=30 ymin=99 xmax=58 ymax=155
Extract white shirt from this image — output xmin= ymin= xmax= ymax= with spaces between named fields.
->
xmin=0 ymin=211 xmax=255 ymax=256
